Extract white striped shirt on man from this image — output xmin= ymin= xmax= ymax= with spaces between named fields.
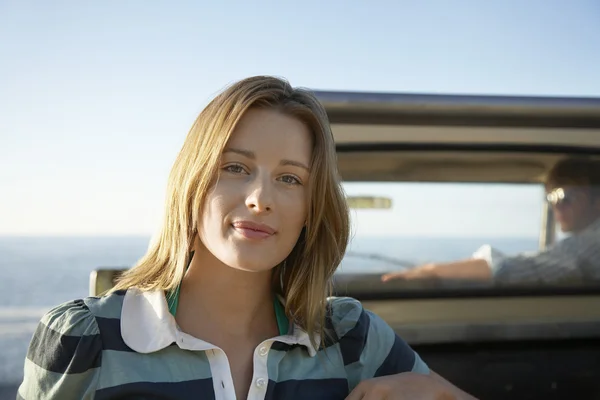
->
xmin=474 ymin=217 xmax=600 ymax=285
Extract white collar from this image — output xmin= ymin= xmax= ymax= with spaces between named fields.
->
xmin=121 ymin=287 xmax=319 ymax=356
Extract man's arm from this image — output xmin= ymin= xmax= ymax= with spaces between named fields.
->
xmin=382 ymin=235 xmax=596 ymax=284
xmin=489 ymin=237 xmax=587 ymax=284
xmin=381 ymin=258 xmax=491 ymax=282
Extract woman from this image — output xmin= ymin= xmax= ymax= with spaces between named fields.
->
xmin=18 ymin=76 xmax=476 ymax=400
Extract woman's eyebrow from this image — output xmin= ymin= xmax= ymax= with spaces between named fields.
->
xmin=223 ymin=147 xmax=255 ymax=159
xmin=224 ymin=147 xmax=310 ymax=171
xmin=281 ymin=159 xmax=310 ymax=172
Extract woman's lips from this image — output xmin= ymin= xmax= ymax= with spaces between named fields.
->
xmin=231 ymin=220 xmax=276 ymax=240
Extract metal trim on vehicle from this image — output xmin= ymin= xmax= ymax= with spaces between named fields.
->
xmin=362 ymin=295 xmax=600 ymax=344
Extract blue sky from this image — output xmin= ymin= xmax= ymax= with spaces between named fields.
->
xmin=1 ymin=0 xmax=599 ymax=236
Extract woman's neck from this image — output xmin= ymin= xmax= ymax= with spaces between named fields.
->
xmin=175 ymin=244 xmax=278 ymax=343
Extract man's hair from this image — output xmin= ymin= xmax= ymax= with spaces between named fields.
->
xmin=545 ymin=157 xmax=600 ymax=197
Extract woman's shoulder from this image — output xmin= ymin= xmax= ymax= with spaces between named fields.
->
xmin=30 ymin=289 xmax=129 ymax=353
xmin=43 ymin=289 xmax=128 ymax=328
xmin=326 ymin=296 xmax=381 ymax=339
xmin=18 ymin=290 xmax=130 ymax=399
xmin=39 ymin=299 xmax=96 ymax=338
xmin=27 ymin=289 xmax=129 ymax=363
xmin=325 ymin=296 xmax=429 ymax=378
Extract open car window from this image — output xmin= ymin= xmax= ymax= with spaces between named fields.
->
xmin=334 ymin=150 xmax=600 ymax=296
xmin=341 ymin=181 xmax=544 ymax=273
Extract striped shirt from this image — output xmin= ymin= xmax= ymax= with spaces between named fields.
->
xmin=473 ymin=218 xmax=600 ymax=285
xmin=18 ymin=288 xmax=429 ymax=400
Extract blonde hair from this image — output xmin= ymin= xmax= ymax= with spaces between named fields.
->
xmin=112 ymin=76 xmax=350 ymax=347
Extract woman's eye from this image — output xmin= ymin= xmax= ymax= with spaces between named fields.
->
xmin=224 ymin=164 xmax=246 ymax=174
xmin=280 ymin=175 xmax=301 ymax=185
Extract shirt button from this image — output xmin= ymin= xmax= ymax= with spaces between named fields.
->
xmin=258 ymin=346 xmax=268 ymax=356
xmin=256 ymin=378 xmax=267 ymax=388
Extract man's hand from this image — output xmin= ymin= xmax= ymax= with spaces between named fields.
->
xmin=345 ymin=372 xmax=461 ymax=400
xmin=381 ymin=259 xmax=492 ymax=283
xmin=381 ymin=263 xmax=438 ymax=282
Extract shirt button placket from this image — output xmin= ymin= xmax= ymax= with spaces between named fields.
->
xmin=258 ymin=346 xmax=268 ymax=357
xmin=255 ymin=377 xmax=267 ymax=388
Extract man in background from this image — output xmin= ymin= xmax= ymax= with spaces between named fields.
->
xmin=381 ymin=157 xmax=600 ymax=285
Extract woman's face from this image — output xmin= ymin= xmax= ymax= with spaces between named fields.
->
xmin=197 ymin=108 xmax=312 ymax=273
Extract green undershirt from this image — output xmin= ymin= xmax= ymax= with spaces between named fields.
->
xmin=166 ymin=260 xmax=289 ymax=336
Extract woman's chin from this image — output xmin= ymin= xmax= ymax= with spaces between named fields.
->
xmin=224 ymin=259 xmax=277 ymax=274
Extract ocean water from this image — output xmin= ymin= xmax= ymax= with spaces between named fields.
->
xmin=0 ymin=235 xmax=537 ymax=390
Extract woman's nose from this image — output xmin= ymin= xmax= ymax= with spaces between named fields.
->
xmin=245 ymin=174 xmax=273 ymax=213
